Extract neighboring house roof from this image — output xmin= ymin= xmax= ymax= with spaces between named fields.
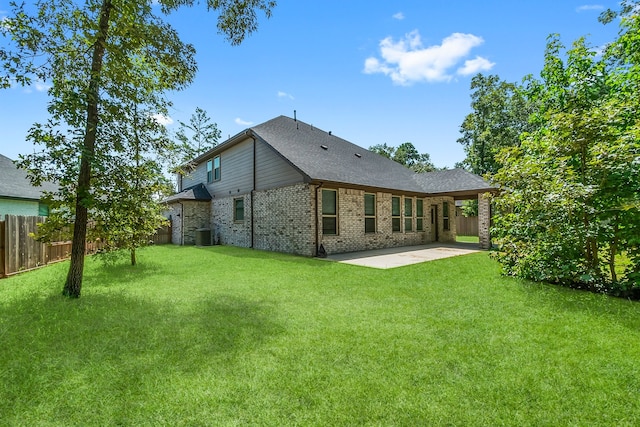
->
xmin=0 ymin=154 xmax=58 ymax=201
xmin=163 ymin=183 xmax=212 ymax=203
xmin=412 ymin=168 xmax=494 ymax=198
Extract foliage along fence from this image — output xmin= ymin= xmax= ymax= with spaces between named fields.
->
xmin=456 ymin=214 xmax=478 ymax=236
xmin=0 ymin=215 xmax=171 ymax=278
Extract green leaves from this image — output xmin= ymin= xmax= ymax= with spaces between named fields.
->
xmin=368 ymin=142 xmax=436 ymax=172
xmin=491 ymin=3 xmax=640 ymax=296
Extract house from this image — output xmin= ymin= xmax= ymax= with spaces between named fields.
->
xmin=164 ymin=115 xmax=494 ymax=256
xmin=0 ymin=154 xmax=58 ymax=219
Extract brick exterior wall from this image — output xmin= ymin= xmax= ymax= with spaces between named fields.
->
xmin=317 ymin=187 xmax=456 ymax=255
xmin=212 ymin=193 xmax=252 ymax=248
xmin=167 ymin=201 xmax=210 ymax=245
xmin=252 ymin=183 xmax=315 ymax=256
xmin=478 ymin=192 xmax=491 ymax=249
xmin=171 ymin=184 xmax=459 ymax=256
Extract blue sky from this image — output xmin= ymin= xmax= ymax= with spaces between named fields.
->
xmin=0 ymin=0 xmax=621 ymax=168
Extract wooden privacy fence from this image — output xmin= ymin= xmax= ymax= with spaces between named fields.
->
xmin=0 ymin=215 xmax=172 ymax=278
xmin=456 ymin=215 xmax=478 ymax=236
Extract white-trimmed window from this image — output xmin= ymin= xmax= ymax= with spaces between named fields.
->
xmin=322 ymin=189 xmax=338 ymax=235
xmin=364 ymin=193 xmax=376 ymax=233
xmin=206 ymin=159 xmax=213 ymax=183
xmin=213 ymin=155 xmax=221 ymax=181
xmin=391 ymin=196 xmax=401 ymax=232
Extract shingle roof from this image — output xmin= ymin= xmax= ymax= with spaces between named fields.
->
xmin=251 ymin=116 xmax=425 ymax=193
xmin=187 ymin=115 xmax=495 ymax=197
xmin=412 ymin=168 xmax=494 ymax=194
xmin=163 ymin=183 xmax=211 ymax=203
xmin=0 ymin=154 xmax=58 ymax=200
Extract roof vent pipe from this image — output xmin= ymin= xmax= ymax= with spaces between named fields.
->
xmin=294 ymin=110 xmax=297 ymax=121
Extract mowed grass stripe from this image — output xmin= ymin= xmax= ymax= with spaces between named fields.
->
xmin=1 ymin=245 xmax=639 ymax=426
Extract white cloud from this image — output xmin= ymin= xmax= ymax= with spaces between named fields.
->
xmin=392 ymin=12 xmax=404 ymax=20
xmin=576 ymin=4 xmax=604 ymax=12
xmin=457 ymin=56 xmax=495 ymax=76
xmin=364 ymin=30 xmax=488 ymax=85
xmin=277 ymin=91 xmax=294 ymax=100
xmin=235 ymin=117 xmax=253 ymax=126
xmin=34 ymin=80 xmax=51 ymax=92
xmin=152 ymin=113 xmax=173 ymax=126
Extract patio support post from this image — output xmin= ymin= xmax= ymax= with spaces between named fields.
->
xmin=478 ymin=193 xmax=491 ymax=250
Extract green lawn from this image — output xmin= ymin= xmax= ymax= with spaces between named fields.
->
xmin=1 ymin=245 xmax=639 ymax=426
xmin=456 ymin=235 xmax=480 ymax=243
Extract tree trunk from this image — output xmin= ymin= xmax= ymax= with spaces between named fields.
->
xmin=63 ymin=0 xmax=113 ymax=298
xmin=131 ymin=248 xmax=136 ymax=266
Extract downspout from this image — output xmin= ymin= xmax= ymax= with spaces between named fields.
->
xmin=178 ymin=201 xmax=184 ymax=245
xmin=250 ymin=133 xmax=256 ymax=249
xmin=314 ymin=183 xmax=323 ymax=256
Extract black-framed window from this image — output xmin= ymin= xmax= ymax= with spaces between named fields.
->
xmin=364 ymin=193 xmax=376 ymax=233
xmin=392 ymin=196 xmax=401 ymax=232
xmin=234 ymin=197 xmax=244 ymax=222
xmin=416 ymin=199 xmax=424 ymax=231
xmin=404 ymin=197 xmax=413 ymax=232
xmin=322 ymin=189 xmax=338 ymax=235
xmin=443 ymin=201 xmax=450 ymax=231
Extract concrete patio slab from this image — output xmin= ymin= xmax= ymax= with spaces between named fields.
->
xmin=325 ymin=242 xmax=482 ymax=269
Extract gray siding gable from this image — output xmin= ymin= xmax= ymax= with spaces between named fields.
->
xmin=251 ymin=116 xmax=424 ymax=193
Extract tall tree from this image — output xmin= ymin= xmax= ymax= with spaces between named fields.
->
xmin=1 ymin=0 xmax=275 ymax=297
xmin=369 ymin=142 xmax=436 ymax=172
xmin=457 ymin=74 xmax=535 ymax=176
xmin=492 ymin=26 xmax=640 ymax=296
xmin=175 ymin=107 xmax=221 ymax=162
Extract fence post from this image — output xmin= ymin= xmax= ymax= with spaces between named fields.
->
xmin=0 ymin=220 xmax=5 ymax=277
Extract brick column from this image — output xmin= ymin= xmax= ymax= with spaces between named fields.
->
xmin=478 ymin=193 xmax=491 ymax=250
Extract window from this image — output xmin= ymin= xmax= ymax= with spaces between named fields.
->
xmin=391 ymin=196 xmax=401 ymax=232
xmin=416 ymin=199 xmax=424 ymax=231
xmin=38 ymin=202 xmax=49 ymax=217
xmin=206 ymin=159 xmax=213 ymax=183
xmin=443 ymin=201 xmax=450 ymax=231
xmin=213 ymin=155 xmax=221 ymax=181
xmin=234 ymin=198 xmax=244 ymax=222
xmin=404 ymin=197 xmax=413 ymax=232
xmin=322 ymin=189 xmax=338 ymax=235
xmin=364 ymin=193 xmax=376 ymax=233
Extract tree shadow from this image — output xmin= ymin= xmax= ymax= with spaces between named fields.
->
xmin=0 ymin=290 xmax=282 ymax=423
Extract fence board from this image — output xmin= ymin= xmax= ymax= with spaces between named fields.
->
xmin=1 ymin=215 xmax=171 ymax=278
xmin=456 ymin=215 xmax=478 ymax=236
xmin=0 ymin=220 xmax=5 ymax=277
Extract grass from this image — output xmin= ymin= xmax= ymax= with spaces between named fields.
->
xmin=456 ymin=235 xmax=480 ymax=243
xmin=1 ymin=245 xmax=640 ymax=426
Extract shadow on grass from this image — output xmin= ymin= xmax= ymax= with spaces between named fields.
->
xmin=195 ymin=245 xmax=338 ymax=269
xmin=0 ymin=289 xmax=282 ymax=423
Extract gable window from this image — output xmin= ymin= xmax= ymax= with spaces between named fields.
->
xmin=234 ymin=197 xmax=244 ymax=222
xmin=404 ymin=197 xmax=413 ymax=232
xmin=322 ymin=189 xmax=338 ymax=235
xmin=364 ymin=193 xmax=376 ymax=233
xmin=391 ymin=196 xmax=401 ymax=232
xmin=206 ymin=159 xmax=213 ymax=183
xmin=443 ymin=201 xmax=450 ymax=231
xmin=416 ymin=199 xmax=424 ymax=231
xmin=213 ymin=155 xmax=221 ymax=181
